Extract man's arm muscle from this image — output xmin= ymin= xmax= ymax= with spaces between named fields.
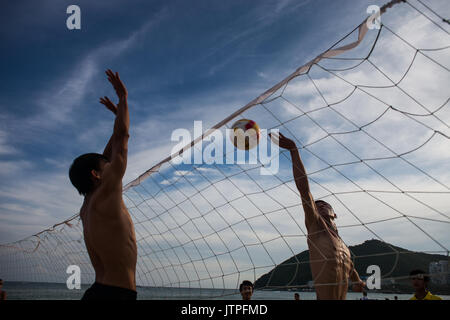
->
xmin=273 ymin=132 xmax=322 ymax=229
xmin=289 ymin=148 xmax=322 ymax=229
xmin=102 ymin=70 xmax=129 ymax=190
xmin=109 ymin=96 xmax=129 ymax=177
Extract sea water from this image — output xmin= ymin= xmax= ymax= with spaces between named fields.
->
xmin=2 ymin=282 xmax=449 ymax=300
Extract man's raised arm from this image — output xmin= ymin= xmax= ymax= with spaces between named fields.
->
xmin=272 ymin=132 xmax=321 ymax=228
xmin=99 ymin=96 xmax=117 ymax=160
xmin=102 ymin=69 xmax=129 ymax=182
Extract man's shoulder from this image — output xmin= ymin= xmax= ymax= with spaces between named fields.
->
xmin=82 ymin=189 xmax=124 ymax=220
xmin=90 ymin=181 xmax=123 ymax=202
xmin=410 ymin=292 xmax=443 ymax=300
xmin=306 ymin=214 xmax=329 ymax=235
xmin=425 ymin=292 xmax=442 ymax=300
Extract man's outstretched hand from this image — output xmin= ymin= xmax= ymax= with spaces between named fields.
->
xmin=99 ymin=96 xmax=117 ymax=115
xmin=106 ymin=69 xmax=127 ymax=100
xmin=99 ymin=69 xmax=129 ymax=160
xmin=269 ymin=132 xmax=297 ymax=150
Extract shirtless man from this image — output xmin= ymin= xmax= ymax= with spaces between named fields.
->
xmin=69 ymin=69 xmax=137 ymax=300
xmin=272 ymin=132 xmax=365 ymax=300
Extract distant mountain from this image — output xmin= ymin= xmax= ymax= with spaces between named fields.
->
xmin=254 ymin=239 xmax=448 ymax=293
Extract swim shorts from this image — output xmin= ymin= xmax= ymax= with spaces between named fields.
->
xmin=81 ymin=282 xmax=137 ymax=300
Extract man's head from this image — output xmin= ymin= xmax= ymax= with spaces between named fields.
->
xmin=294 ymin=293 xmax=300 ymax=300
xmin=315 ymin=200 xmax=338 ymax=233
xmin=69 ymin=153 xmax=110 ymax=196
xmin=315 ymin=200 xmax=337 ymax=220
xmin=410 ymin=269 xmax=429 ymax=290
xmin=239 ymin=280 xmax=254 ymax=300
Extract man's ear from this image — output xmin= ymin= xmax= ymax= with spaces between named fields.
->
xmin=91 ymin=169 xmax=101 ymax=180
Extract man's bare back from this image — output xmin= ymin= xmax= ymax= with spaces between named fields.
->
xmin=69 ymin=70 xmax=137 ymax=299
xmin=273 ymin=132 xmax=364 ymax=300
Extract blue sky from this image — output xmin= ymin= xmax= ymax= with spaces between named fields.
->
xmin=0 ymin=0 xmax=391 ymax=243
xmin=1 ymin=0 xmax=449 ymax=258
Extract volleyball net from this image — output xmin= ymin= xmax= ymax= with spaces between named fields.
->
xmin=1 ymin=0 xmax=449 ymax=298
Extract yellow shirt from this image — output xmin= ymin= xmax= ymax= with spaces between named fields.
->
xmin=410 ymin=291 xmax=442 ymax=300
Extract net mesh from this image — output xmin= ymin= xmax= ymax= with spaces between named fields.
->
xmin=1 ymin=0 xmax=449 ymax=298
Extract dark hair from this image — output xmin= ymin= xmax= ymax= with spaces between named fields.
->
xmin=69 ymin=153 xmax=109 ymax=196
xmin=315 ymin=200 xmax=331 ymax=207
xmin=239 ymin=280 xmax=254 ymax=292
xmin=409 ymin=269 xmax=430 ymax=282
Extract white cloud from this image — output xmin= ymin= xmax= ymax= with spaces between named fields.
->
xmin=0 ymin=171 xmax=83 ymax=243
xmin=1 ymin=8 xmax=170 ymax=145
xmin=257 ymin=72 xmax=269 ymax=79
xmin=0 ymin=160 xmax=33 ymax=176
xmin=0 ymin=129 xmax=19 ymax=155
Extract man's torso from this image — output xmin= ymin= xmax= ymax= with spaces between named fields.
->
xmin=81 ymin=189 xmax=137 ymax=291
xmin=307 ymin=220 xmax=353 ymax=299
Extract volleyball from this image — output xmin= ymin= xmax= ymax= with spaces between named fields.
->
xmin=229 ymin=119 xmax=260 ymax=150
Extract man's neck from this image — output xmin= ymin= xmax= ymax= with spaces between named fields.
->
xmin=415 ymin=289 xmax=428 ymax=299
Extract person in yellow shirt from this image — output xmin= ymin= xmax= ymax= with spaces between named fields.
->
xmin=409 ymin=269 xmax=442 ymax=300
